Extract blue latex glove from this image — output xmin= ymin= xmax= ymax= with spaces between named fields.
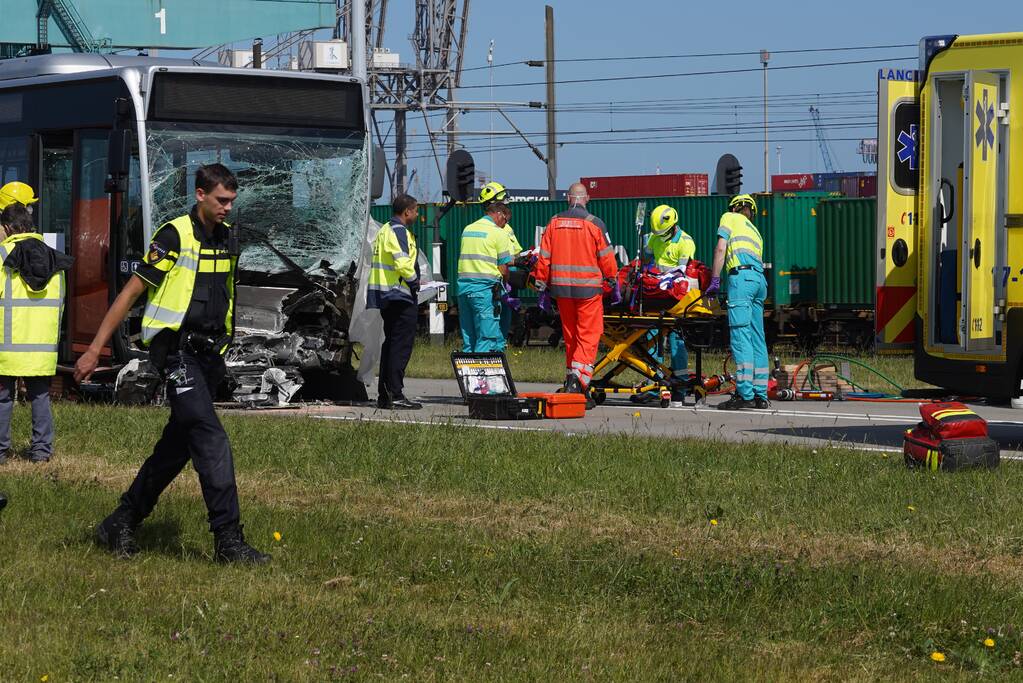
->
xmin=704 ymin=276 xmax=720 ymax=299
xmin=537 ymin=290 xmax=553 ymax=313
xmin=505 ymin=295 xmax=521 ymax=312
xmin=608 ymin=279 xmax=622 ymax=305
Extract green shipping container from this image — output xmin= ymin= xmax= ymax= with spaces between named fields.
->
xmin=754 ymin=192 xmax=830 ymax=307
xmin=816 ymin=198 xmax=877 ymax=307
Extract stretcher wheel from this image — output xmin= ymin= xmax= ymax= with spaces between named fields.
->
xmin=592 ymin=390 xmax=606 ymax=405
xmin=660 ymin=397 xmax=670 ymax=408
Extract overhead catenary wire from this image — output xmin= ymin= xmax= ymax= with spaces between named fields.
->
xmin=456 ymin=56 xmax=916 ymax=90
xmin=458 ymin=43 xmax=916 ymax=73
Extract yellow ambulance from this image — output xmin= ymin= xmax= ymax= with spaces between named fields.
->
xmin=877 ymin=34 xmax=1022 ymax=400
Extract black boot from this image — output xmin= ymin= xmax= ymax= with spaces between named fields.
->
xmin=717 ymin=394 xmax=754 ymax=411
xmin=213 ymin=524 xmax=271 ymax=565
xmin=565 ymin=376 xmax=596 ymax=409
xmin=753 ymin=396 xmax=771 ymax=410
xmin=96 ymin=506 xmax=141 ymax=558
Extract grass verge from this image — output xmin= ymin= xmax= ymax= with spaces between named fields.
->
xmin=403 ymin=339 xmax=928 ymax=392
xmin=0 ymin=402 xmax=1010 ymax=680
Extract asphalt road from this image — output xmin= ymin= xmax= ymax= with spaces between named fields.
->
xmin=279 ymin=378 xmax=1023 ymax=458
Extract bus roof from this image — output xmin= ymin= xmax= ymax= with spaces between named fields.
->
xmin=0 ymin=53 xmax=361 ymax=85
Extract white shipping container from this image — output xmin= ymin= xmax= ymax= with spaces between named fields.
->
xmin=371 ymin=47 xmax=400 ymax=68
xmin=218 ymin=50 xmax=253 ymax=68
xmin=299 ymin=40 xmax=349 ymax=71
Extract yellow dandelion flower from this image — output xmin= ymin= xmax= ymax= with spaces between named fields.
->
xmin=930 ymin=651 xmax=946 ymax=662
xmin=907 ymin=505 xmax=916 ymax=512
xmin=41 ymin=676 xmax=49 ymax=682
xmin=985 ymin=638 xmax=995 ymax=648
xmin=632 ymin=411 xmax=641 ymax=418
xmin=710 ymin=519 xmax=718 ymax=526
xmin=273 ymin=531 xmax=282 ymax=542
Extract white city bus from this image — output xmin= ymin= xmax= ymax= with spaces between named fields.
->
xmin=0 ymin=53 xmax=380 ymax=400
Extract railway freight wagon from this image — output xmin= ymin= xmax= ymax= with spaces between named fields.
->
xmin=814 ymin=198 xmax=878 ymax=348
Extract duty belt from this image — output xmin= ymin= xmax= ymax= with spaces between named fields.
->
xmin=728 ymin=265 xmax=764 ymax=275
xmin=181 ymin=331 xmax=230 ymax=355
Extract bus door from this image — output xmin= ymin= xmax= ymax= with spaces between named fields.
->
xmin=961 ymin=71 xmax=1003 ymax=353
xmin=875 ymin=70 xmax=919 ymax=351
xmin=35 ymin=133 xmax=73 ymax=361
xmin=68 ymin=129 xmax=143 ymax=358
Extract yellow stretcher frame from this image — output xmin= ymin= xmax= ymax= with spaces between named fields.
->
xmin=591 ymin=289 xmax=716 ymax=408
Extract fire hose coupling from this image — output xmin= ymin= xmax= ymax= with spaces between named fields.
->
xmin=769 ymin=388 xmax=834 ymax=402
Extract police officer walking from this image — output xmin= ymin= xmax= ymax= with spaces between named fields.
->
xmin=74 ymin=163 xmax=270 ymax=564
xmin=0 ymin=203 xmax=72 ymax=464
xmin=706 ymin=194 xmax=770 ymax=410
xmin=457 ymin=201 xmax=512 ymax=352
xmin=368 ymin=194 xmax=422 ymax=410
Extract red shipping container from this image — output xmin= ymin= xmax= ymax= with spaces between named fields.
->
xmin=770 ymin=173 xmax=815 ymax=192
xmin=580 ymin=173 xmax=709 ymax=199
xmin=857 ymin=174 xmax=877 ymax=197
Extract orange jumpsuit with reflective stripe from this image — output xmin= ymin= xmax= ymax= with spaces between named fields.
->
xmin=534 ymin=208 xmax=618 ymax=388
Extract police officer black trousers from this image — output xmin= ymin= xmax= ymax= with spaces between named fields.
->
xmin=121 ymin=350 xmax=240 ymax=530
xmin=378 ymin=300 xmax=418 ymax=403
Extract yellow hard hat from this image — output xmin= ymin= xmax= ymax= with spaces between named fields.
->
xmin=479 ymin=181 xmax=507 ymax=204
xmin=0 ymin=182 xmax=39 ymax=210
xmin=729 ymin=193 xmax=757 ymax=215
xmin=650 ymin=204 xmax=678 ymax=236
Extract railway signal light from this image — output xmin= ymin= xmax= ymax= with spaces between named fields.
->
xmin=713 ymin=153 xmax=742 ymax=195
xmin=446 ymin=150 xmax=476 ymax=202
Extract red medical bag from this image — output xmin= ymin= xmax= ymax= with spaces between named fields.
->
xmin=903 ymin=402 xmax=999 ymax=471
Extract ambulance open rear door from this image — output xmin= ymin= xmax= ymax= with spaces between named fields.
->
xmin=924 ymin=68 xmax=1006 ymax=356
xmin=875 ymin=70 xmax=919 ymax=352
xmin=962 ymin=71 xmax=1001 ymax=352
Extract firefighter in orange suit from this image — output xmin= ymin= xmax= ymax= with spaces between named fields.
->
xmin=534 ymin=183 xmax=618 ymax=405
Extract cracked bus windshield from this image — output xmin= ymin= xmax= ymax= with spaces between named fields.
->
xmin=146 ymin=123 xmax=368 ymax=278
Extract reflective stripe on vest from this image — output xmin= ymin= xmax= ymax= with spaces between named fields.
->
xmin=0 ymin=234 xmax=65 ymax=376
xmin=368 ymin=220 xmax=418 ymax=305
xmin=724 ymin=219 xmax=764 ymax=271
xmin=140 ymin=215 xmax=236 ymax=346
xmin=458 ymin=217 xmax=508 ymax=281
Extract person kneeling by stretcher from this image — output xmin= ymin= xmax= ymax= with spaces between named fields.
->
xmin=643 ymin=205 xmax=695 ymax=397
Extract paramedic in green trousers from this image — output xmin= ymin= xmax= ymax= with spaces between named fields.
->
xmin=706 ymin=194 xmax=770 ymax=410
xmin=456 ymin=202 xmax=512 ymax=352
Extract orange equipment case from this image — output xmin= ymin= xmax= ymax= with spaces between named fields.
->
xmin=518 ymin=392 xmax=587 ymax=419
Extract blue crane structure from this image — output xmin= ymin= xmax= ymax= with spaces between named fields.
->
xmin=809 ymin=105 xmax=841 ymax=174
xmin=0 ymin=0 xmax=336 ymax=53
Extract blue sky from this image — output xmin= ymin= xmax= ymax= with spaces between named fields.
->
xmin=376 ymin=0 xmax=1017 ymax=199
xmin=200 ymin=0 xmax=1016 ymax=199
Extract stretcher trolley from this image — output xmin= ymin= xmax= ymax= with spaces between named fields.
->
xmin=590 ymin=262 xmax=717 ymax=408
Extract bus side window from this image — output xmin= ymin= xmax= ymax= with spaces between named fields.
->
xmin=0 ymin=136 xmax=30 ymax=186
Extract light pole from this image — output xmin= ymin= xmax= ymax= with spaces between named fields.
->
xmin=488 ymin=39 xmax=495 ymax=181
xmin=761 ymin=49 xmax=770 ymax=192
xmin=776 ymin=145 xmax=782 ymax=174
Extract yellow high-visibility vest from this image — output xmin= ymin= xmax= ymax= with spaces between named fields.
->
xmin=140 ymin=215 xmax=236 ymax=347
xmin=719 ymin=212 xmax=764 ymax=271
xmin=368 ymin=219 xmax=418 ymax=307
xmin=0 ymin=233 xmax=65 ymax=376
xmin=457 ymin=217 xmax=510 ymax=282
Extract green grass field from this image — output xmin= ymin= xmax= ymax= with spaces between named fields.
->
xmin=404 ymin=339 xmax=928 ymax=392
xmin=0 ymin=402 xmax=1019 ymax=680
